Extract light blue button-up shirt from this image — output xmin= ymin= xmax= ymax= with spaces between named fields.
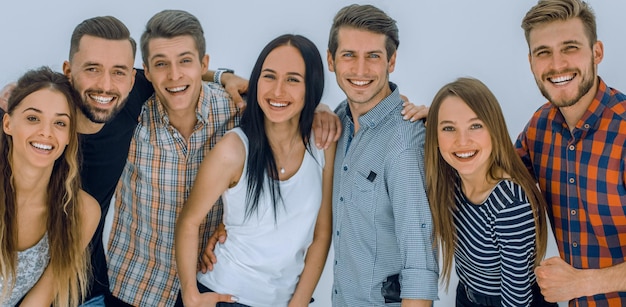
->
xmin=332 ymin=83 xmax=439 ymax=306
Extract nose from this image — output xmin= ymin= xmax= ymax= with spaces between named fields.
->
xmin=456 ymin=129 xmax=470 ymax=145
xmin=550 ymin=52 xmax=568 ymax=71
xmin=39 ymin=122 xmax=52 ymax=138
xmin=273 ymin=79 xmax=285 ymax=96
xmin=96 ymin=73 xmax=113 ymax=91
xmin=354 ymin=57 xmax=367 ymax=75
xmin=168 ymin=64 xmax=182 ymax=80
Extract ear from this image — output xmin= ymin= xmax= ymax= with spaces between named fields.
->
xmin=326 ymin=50 xmax=335 ymax=73
xmin=62 ymin=60 xmax=72 ymax=81
xmin=201 ymin=54 xmax=210 ymax=74
xmin=387 ymin=51 xmax=397 ymax=73
xmin=3 ymin=113 xmax=11 ymax=136
xmin=143 ymin=63 xmax=152 ymax=83
xmin=593 ymin=40 xmax=604 ymax=65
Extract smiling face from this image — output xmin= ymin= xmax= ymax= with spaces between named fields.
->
xmin=63 ymin=35 xmax=136 ymax=124
xmin=257 ymin=45 xmax=306 ymax=125
xmin=528 ymin=18 xmax=603 ymax=108
xmin=144 ymin=35 xmax=208 ymax=118
xmin=437 ymin=96 xmax=492 ymax=180
xmin=3 ymin=88 xmax=71 ymax=169
xmin=327 ymin=27 xmax=396 ymax=115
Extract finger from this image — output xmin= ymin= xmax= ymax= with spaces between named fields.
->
xmin=215 ymin=294 xmax=238 ymax=303
xmin=218 ymin=235 xmax=226 ymax=244
xmin=313 ymin=117 xmax=329 ymax=149
xmin=322 ymin=119 xmax=338 ymax=150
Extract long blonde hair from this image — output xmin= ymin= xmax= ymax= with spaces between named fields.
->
xmin=0 ymin=67 xmax=89 ymax=306
xmin=425 ymin=77 xmax=548 ymax=288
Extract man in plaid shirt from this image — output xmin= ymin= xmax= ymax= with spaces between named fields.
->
xmin=516 ymin=0 xmax=626 ymax=305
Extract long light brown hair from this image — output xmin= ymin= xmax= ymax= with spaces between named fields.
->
xmin=425 ymin=77 xmax=548 ymax=288
xmin=0 ymin=67 xmax=88 ymax=306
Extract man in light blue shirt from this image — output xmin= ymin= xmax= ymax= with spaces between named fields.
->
xmin=327 ymin=4 xmax=439 ymax=306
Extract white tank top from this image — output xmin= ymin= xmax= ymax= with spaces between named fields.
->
xmin=1 ymin=233 xmax=49 ymax=307
xmin=197 ymin=128 xmax=325 ymax=307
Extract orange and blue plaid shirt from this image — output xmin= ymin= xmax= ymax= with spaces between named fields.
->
xmin=107 ymin=83 xmax=239 ymax=306
xmin=516 ymin=78 xmax=626 ymax=306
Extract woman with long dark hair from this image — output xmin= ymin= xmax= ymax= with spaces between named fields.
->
xmin=175 ymin=34 xmax=334 ymax=307
xmin=0 ymin=67 xmax=99 ymax=306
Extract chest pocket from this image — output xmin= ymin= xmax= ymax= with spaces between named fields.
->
xmin=351 ymin=170 xmax=378 ymax=213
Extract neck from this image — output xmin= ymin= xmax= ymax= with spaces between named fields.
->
xmin=76 ymin=110 xmax=105 ymax=134
xmin=347 ymin=84 xmax=392 ymax=133
xmin=459 ymin=170 xmax=501 ymax=204
xmin=560 ymin=78 xmax=599 ymax=131
xmin=12 ymin=162 xmax=52 ymax=207
xmin=168 ymin=110 xmax=198 ymax=140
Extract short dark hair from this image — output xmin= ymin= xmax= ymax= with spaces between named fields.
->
xmin=140 ymin=10 xmax=206 ymax=66
xmin=328 ymin=4 xmax=399 ymax=60
xmin=69 ymin=16 xmax=136 ymax=60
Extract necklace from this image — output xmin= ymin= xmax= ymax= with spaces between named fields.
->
xmin=279 ymin=135 xmax=299 ymax=175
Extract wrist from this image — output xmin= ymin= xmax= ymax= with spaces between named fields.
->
xmin=214 ymin=68 xmax=235 ymax=87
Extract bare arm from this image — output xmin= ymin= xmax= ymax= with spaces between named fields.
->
xmin=175 ymin=133 xmax=242 ymax=307
xmin=288 ymin=142 xmax=335 ymax=307
xmin=535 ymin=256 xmax=626 ymax=302
xmin=20 ymin=190 xmax=100 ymax=306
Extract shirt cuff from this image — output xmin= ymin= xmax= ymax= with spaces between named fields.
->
xmin=400 ymin=268 xmax=439 ymax=301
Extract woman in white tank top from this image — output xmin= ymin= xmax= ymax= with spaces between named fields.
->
xmin=175 ymin=34 xmax=335 ymax=307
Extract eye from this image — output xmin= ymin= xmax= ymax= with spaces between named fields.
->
xmin=341 ymin=52 xmax=354 ymax=58
xmin=154 ymin=61 xmax=166 ymax=68
xmin=470 ymin=123 xmax=483 ymax=129
xmin=86 ymin=67 xmax=99 ymax=73
xmin=287 ymin=76 xmax=301 ymax=83
xmin=55 ymin=120 xmax=68 ymax=127
xmin=181 ymin=58 xmax=193 ymax=64
xmin=114 ymin=70 xmax=126 ymax=76
xmin=441 ymin=125 xmax=455 ymax=132
xmin=26 ymin=115 xmax=39 ymax=122
xmin=535 ymin=50 xmax=550 ymax=57
xmin=368 ymin=53 xmax=381 ymax=59
xmin=261 ymin=73 xmax=276 ymax=80
xmin=563 ymin=45 xmax=579 ymax=52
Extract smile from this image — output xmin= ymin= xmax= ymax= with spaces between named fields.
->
xmin=269 ymin=100 xmax=289 ymax=107
xmin=89 ymin=94 xmax=114 ymax=104
xmin=548 ymin=73 xmax=575 ymax=85
xmin=31 ymin=142 xmax=53 ymax=151
xmin=349 ymin=79 xmax=372 ymax=86
xmin=454 ymin=150 xmax=477 ymax=159
xmin=166 ymin=85 xmax=189 ymax=93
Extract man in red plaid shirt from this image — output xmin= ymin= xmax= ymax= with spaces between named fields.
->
xmin=516 ymin=0 xmax=626 ymax=305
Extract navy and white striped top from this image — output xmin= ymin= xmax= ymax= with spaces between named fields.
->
xmin=454 ymin=179 xmax=537 ymax=307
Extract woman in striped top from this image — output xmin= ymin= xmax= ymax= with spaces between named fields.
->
xmin=425 ymin=77 xmax=555 ymax=306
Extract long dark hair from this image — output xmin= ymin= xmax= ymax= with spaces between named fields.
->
xmin=240 ymin=34 xmax=324 ymax=219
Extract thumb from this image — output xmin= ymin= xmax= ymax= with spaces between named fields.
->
xmin=216 ymin=294 xmax=239 ymax=303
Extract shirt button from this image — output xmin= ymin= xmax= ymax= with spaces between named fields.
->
xmin=336 ymin=230 xmax=339 ymax=236
xmin=335 ymin=289 xmax=338 ymax=294
xmin=569 ymin=145 xmax=575 ymax=151
xmin=343 ymin=165 xmax=348 ymax=171
xmin=583 ymin=124 xmax=590 ymax=129
xmin=339 ymin=196 xmax=344 ymax=202
xmin=570 ymin=209 xmax=576 ymax=216
xmin=335 ymin=260 xmax=338 ymax=265
xmin=569 ymin=178 xmax=575 ymax=184
xmin=572 ymin=242 xmax=578 ymax=248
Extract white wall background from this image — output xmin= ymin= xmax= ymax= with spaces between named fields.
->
xmin=2 ymin=1 xmax=624 ymax=306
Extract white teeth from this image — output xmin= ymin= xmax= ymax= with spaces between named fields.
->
xmin=167 ymin=86 xmax=187 ymax=93
xmin=31 ymin=142 xmax=52 ymax=150
xmin=90 ymin=95 xmax=114 ymax=104
xmin=455 ymin=151 xmax=476 ymax=158
xmin=269 ymin=100 xmax=288 ymax=107
xmin=350 ymin=80 xmax=370 ymax=86
xmin=549 ymin=75 xmax=574 ymax=84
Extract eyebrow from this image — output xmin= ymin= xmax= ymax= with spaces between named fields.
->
xmin=150 ymin=51 xmax=196 ymax=61
xmin=262 ymin=68 xmax=304 ymax=78
xmin=438 ymin=117 xmax=481 ymax=125
xmin=23 ymin=107 xmax=71 ymax=118
xmin=83 ymin=61 xmax=131 ymax=71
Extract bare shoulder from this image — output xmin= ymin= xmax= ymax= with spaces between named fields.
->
xmin=77 ymin=190 xmax=100 ymax=232
xmin=210 ymin=131 xmax=246 ymax=165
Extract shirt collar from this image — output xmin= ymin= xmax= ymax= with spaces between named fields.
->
xmin=343 ymin=82 xmax=401 ymax=130
xmin=551 ymin=77 xmax=608 ymax=132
